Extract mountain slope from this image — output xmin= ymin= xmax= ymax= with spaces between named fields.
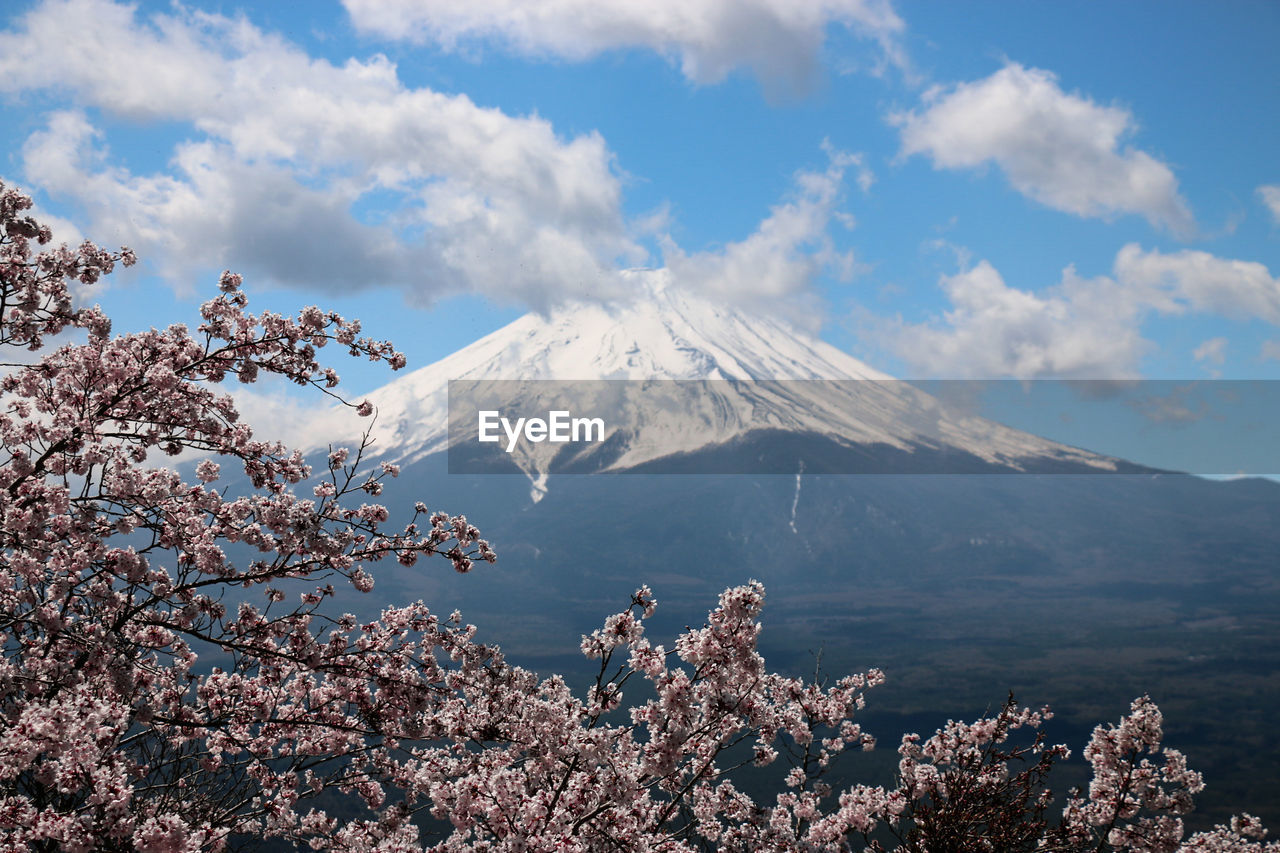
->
xmin=346 ymin=272 xmax=1124 ymax=495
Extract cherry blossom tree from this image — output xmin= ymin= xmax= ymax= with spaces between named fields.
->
xmin=0 ymin=179 xmax=1274 ymax=851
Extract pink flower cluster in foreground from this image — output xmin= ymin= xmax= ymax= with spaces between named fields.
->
xmin=0 ymin=180 xmax=1275 ymax=851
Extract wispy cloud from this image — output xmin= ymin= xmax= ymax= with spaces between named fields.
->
xmin=340 ymin=0 xmax=909 ymax=95
xmin=662 ymin=147 xmax=865 ymax=323
xmin=1193 ymin=337 xmax=1227 ymax=366
xmin=1192 ymin=337 xmax=1227 ymax=376
xmin=892 ymin=64 xmax=1193 ymax=235
xmin=1258 ymin=184 xmax=1280 ymax=225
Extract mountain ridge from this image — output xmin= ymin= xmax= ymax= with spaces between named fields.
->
xmin=333 ymin=275 xmax=1126 ymax=497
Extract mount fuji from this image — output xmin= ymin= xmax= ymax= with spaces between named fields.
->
xmin=299 ymin=276 xmax=1280 ymax=826
xmin=335 ymin=272 xmax=1136 ymax=500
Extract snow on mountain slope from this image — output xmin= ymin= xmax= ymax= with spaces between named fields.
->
xmin=325 ymin=271 xmax=1119 ymax=497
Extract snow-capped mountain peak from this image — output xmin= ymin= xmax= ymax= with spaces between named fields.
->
xmin=410 ymin=271 xmax=890 ymax=383
xmin=330 ymin=273 xmax=1117 ymax=499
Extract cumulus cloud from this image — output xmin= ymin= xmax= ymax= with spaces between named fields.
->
xmin=875 ymin=245 xmax=1280 ymax=378
xmin=1113 ymin=244 xmax=1280 ymax=324
xmin=873 ymin=260 xmax=1149 ymax=378
xmin=893 ymin=64 xmax=1193 ymax=235
xmin=21 ymin=112 xmax=436 ymax=297
xmin=0 ymin=0 xmax=638 ymax=311
xmin=1258 ymin=185 xmax=1280 ymax=225
xmin=340 ymin=0 xmax=907 ymax=94
xmin=1 ymin=0 xmax=873 ymax=314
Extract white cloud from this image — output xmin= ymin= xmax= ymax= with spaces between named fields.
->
xmin=340 ymin=0 xmax=907 ymax=94
xmin=21 ymin=113 xmax=435 ymax=298
xmin=893 ymin=64 xmax=1193 ymax=234
xmin=2 ymin=0 xmax=872 ymax=315
xmin=875 ymin=245 xmax=1280 ymax=378
xmin=0 ymin=0 xmax=639 ymax=311
xmin=1258 ymin=185 xmax=1280 ymax=225
xmin=1113 ymin=244 xmax=1280 ymax=324
xmin=662 ymin=149 xmax=863 ymax=321
xmin=874 ymin=260 xmax=1149 ymax=378
xmin=1261 ymin=340 xmax=1280 ymax=362
xmin=227 ymin=382 xmax=361 ymax=455
xmin=1192 ymin=337 xmax=1227 ymax=367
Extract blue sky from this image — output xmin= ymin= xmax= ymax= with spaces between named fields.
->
xmin=2 ymin=0 xmax=1279 ymax=409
